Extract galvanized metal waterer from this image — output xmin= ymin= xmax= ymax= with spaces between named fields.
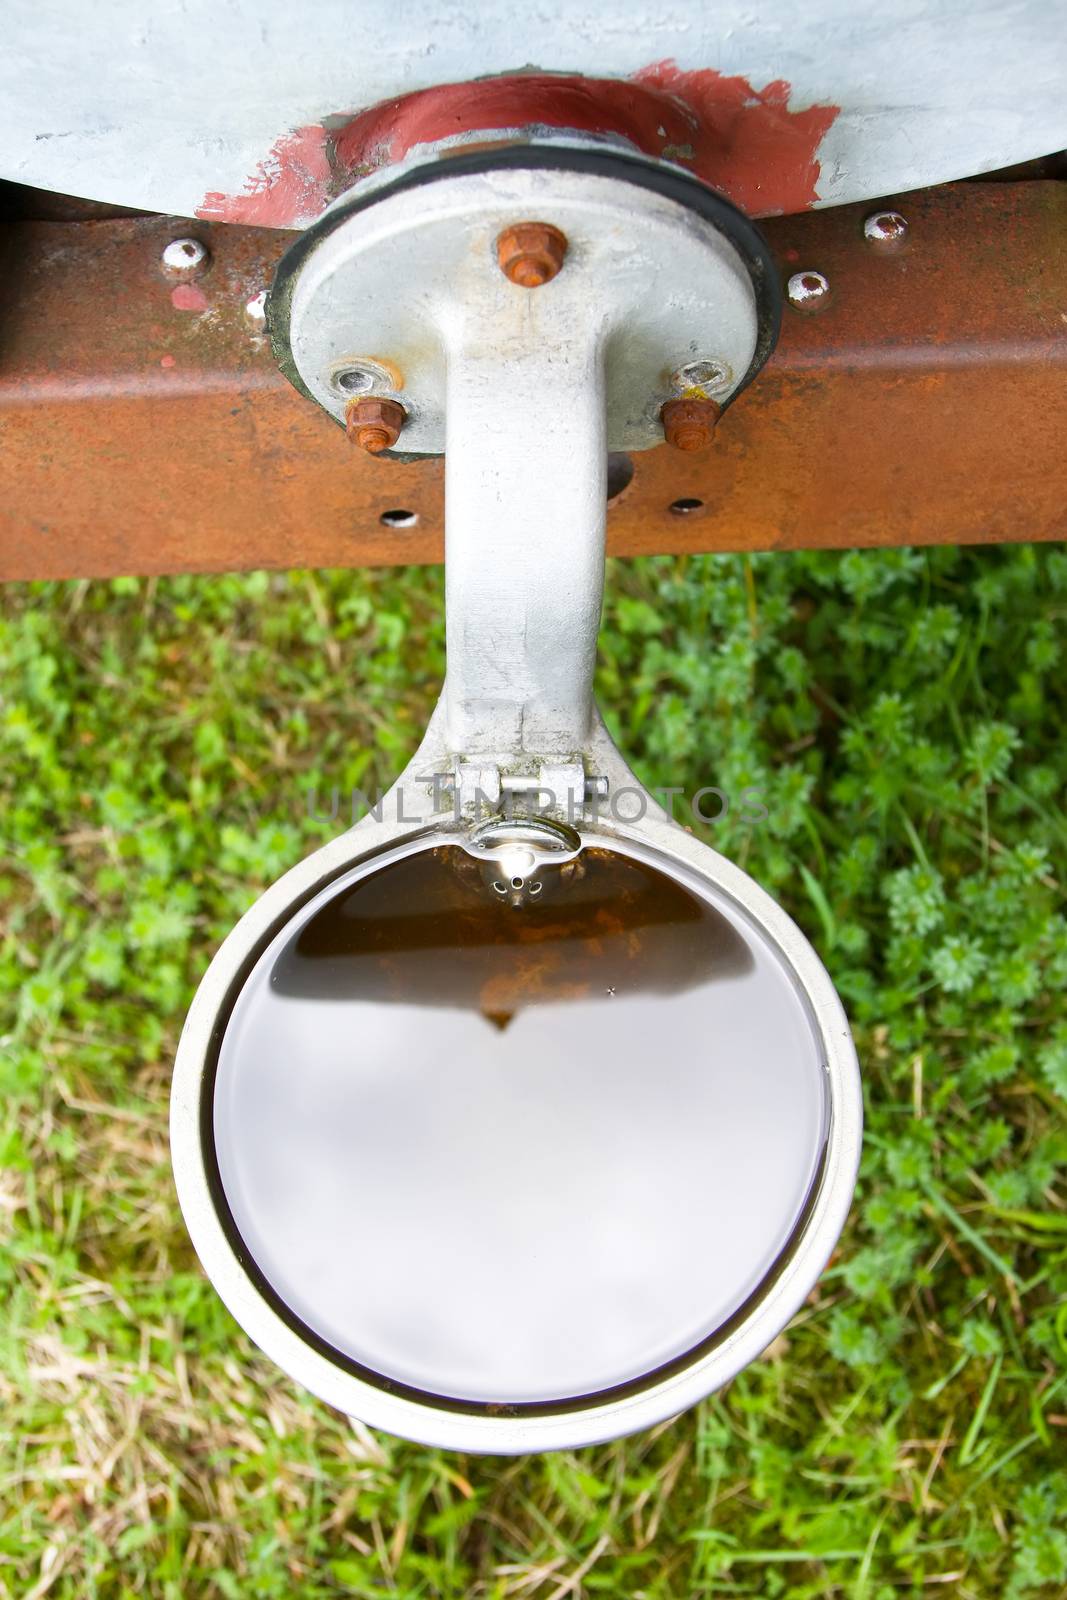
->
xmin=171 ymin=138 xmax=862 ymax=1452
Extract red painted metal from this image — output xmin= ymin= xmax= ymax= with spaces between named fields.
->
xmin=198 ymin=125 xmax=334 ymax=229
xmin=197 ymin=67 xmax=838 ymax=227
xmin=1 ymin=181 xmax=1064 ymax=582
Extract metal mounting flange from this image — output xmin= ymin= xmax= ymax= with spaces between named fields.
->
xmin=270 ymin=143 xmax=780 ymax=764
xmin=271 ymin=143 xmax=781 ymax=452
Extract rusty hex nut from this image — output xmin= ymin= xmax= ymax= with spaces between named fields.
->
xmin=496 ymin=222 xmax=568 ymax=288
xmin=345 ymin=396 xmax=406 ymax=454
xmin=661 ymin=396 xmax=721 ymax=452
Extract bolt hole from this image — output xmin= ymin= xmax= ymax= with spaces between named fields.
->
xmin=379 ymin=508 xmax=419 ymax=529
xmin=673 ymin=359 xmax=731 ymax=392
xmin=510 ymin=876 xmax=524 ymax=890
xmin=492 ymin=880 xmax=507 ymax=894
xmin=529 ymin=881 xmax=542 ymax=896
xmin=606 ymin=451 xmax=634 ymax=506
xmin=336 ymin=368 xmax=376 ymax=395
xmin=669 ymin=497 xmax=705 ymax=516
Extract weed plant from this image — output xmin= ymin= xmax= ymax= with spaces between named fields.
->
xmin=1 ymin=543 xmax=1065 ymax=1597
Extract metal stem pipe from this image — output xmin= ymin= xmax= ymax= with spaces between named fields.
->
xmin=443 ymin=321 xmax=607 ymax=758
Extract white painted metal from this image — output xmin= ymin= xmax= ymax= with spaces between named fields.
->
xmin=444 ymin=324 xmax=606 ymax=757
xmin=285 ymin=164 xmax=761 ymax=452
xmin=285 ymin=160 xmax=761 ymax=756
xmin=2 ymin=0 xmax=1064 ymax=220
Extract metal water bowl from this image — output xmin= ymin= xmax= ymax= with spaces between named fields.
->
xmin=172 ymin=140 xmax=861 ymax=1452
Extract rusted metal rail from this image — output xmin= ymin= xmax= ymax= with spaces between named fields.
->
xmin=0 ymin=180 xmax=1064 ymax=581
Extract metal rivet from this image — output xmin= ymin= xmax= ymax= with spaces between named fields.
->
xmin=863 ymin=210 xmax=908 ymax=247
xmin=786 ymin=270 xmax=831 ymax=311
xmin=161 ymin=237 xmax=210 ymax=279
xmin=671 ymin=359 xmax=732 ymax=394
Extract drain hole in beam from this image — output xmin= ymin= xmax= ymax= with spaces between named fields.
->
xmin=379 ymin=508 xmax=420 ymax=528
xmin=669 ymin=497 xmax=705 ymax=516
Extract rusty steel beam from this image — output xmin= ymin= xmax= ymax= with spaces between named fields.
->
xmin=0 ymin=181 xmax=1064 ymax=582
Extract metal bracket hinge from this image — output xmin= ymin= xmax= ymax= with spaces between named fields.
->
xmin=418 ymin=759 xmax=609 ymax=819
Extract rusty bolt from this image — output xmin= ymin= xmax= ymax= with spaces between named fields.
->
xmin=496 ymin=222 xmax=568 ymax=288
xmin=661 ymin=396 xmax=720 ymax=452
xmin=346 ymin=396 xmax=406 ymax=454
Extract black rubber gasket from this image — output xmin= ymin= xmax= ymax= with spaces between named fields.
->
xmin=269 ymin=142 xmax=782 ymax=457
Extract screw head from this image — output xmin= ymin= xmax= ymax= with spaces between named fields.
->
xmin=496 ymin=223 xmax=568 ymax=288
xmin=661 ymin=396 xmax=720 ymax=452
xmin=672 ymin=359 xmax=732 ymax=395
xmin=161 ymin=237 xmax=210 ymax=279
xmin=863 ymin=210 xmax=909 ymax=248
xmin=786 ymin=270 xmax=831 ymax=312
xmin=346 ymin=396 xmax=407 ymax=454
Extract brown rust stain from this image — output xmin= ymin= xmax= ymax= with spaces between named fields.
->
xmin=2 ymin=183 xmax=1065 ymax=581
xmin=274 ymin=843 xmax=752 ymax=1022
xmin=496 ymin=222 xmax=568 ymax=288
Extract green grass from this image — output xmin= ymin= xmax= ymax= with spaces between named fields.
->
xmin=1 ymin=543 xmax=1065 ymax=1599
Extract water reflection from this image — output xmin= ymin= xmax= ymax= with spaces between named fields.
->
xmin=271 ymin=845 xmax=754 ymax=1024
xmin=213 ymin=840 xmax=827 ymax=1406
